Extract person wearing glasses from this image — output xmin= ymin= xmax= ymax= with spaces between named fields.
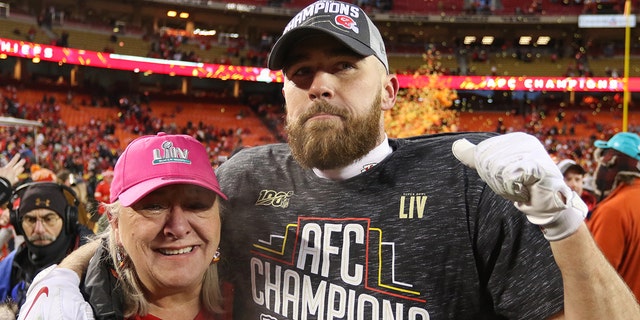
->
xmin=0 ymin=182 xmax=93 ymax=310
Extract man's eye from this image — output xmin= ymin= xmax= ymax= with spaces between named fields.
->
xmin=288 ymin=67 xmax=309 ymax=77
xmin=338 ymin=62 xmax=355 ymax=70
xmin=24 ymin=217 xmax=37 ymax=224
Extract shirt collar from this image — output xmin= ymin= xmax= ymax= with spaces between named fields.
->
xmin=313 ymin=135 xmax=392 ymax=180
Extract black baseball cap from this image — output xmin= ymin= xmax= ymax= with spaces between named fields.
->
xmin=267 ymin=0 xmax=389 ymax=73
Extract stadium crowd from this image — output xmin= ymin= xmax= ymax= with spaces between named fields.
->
xmin=1 ymin=80 xmax=634 ymax=201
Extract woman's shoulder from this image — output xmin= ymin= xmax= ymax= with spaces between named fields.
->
xmin=126 ymin=309 xmax=218 ymax=320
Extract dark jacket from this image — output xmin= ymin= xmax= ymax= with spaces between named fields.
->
xmin=0 ymin=224 xmax=94 ymax=306
xmin=81 ymin=239 xmax=124 ymax=320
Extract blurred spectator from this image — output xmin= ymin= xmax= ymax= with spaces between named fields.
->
xmin=557 ymin=159 xmax=597 ymax=212
xmin=586 ymin=132 xmax=640 ymax=301
xmin=93 ymin=169 xmax=113 ymax=216
xmin=57 ymin=169 xmax=96 ymax=233
xmin=55 ymin=30 xmax=69 ymax=47
xmin=27 ymin=26 xmax=36 ymax=42
xmin=30 ymin=166 xmax=56 ymax=182
xmin=0 ymin=205 xmax=17 ymax=261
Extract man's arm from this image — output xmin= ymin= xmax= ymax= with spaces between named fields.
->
xmin=452 ymin=132 xmax=640 ymax=319
xmin=549 ymin=224 xmax=640 ymax=319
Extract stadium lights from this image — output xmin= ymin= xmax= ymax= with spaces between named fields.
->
xmin=481 ymin=36 xmax=494 ymax=45
xmin=463 ymin=36 xmax=494 ymax=46
xmin=519 ymin=36 xmax=532 ymax=45
xmin=536 ymin=36 xmax=551 ymax=45
xmin=167 ymin=10 xmax=189 ymax=19
xmin=194 ymin=29 xmax=216 ymax=36
xmin=463 ymin=36 xmax=476 ymax=45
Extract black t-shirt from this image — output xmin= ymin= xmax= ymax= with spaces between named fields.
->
xmin=216 ymin=132 xmax=564 ymax=320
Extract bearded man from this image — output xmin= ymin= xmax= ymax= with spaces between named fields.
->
xmin=0 ymin=182 xmax=92 ymax=307
xmin=587 ymin=132 xmax=640 ymax=301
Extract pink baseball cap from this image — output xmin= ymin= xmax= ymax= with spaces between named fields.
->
xmin=110 ymin=132 xmax=226 ymax=206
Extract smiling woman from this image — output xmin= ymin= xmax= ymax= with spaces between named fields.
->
xmin=18 ymin=133 xmax=227 ymax=320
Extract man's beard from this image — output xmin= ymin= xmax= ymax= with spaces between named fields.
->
xmin=286 ymin=94 xmax=382 ymax=170
xmin=593 ymin=164 xmax=615 ymax=199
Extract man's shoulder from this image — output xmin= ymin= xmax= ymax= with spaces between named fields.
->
xmin=400 ymin=131 xmax=499 ymax=144
xmin=220 ymin=143 xmax=290 ymax=167
xmin=390 ymin=131 xmax=499 ymax=152
xmin=236 ymin=143 xmax=290 ymax=155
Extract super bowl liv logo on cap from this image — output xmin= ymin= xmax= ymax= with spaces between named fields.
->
xmin=152 ymin=140 xmax=191 ymax=165
xmin=283 ymin=1 xmax=361 ymax=33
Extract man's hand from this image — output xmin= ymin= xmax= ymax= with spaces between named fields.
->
xmin=452 ymin=132 xmax=587 ymax=241
xmin=0 ymin=154 xmax=26 ymax=185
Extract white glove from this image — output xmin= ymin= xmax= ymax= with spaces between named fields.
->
xmin=452 ymin=132 xmax=587 ymax=241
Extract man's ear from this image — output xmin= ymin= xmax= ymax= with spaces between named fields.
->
xmin=381 ymin=74 xmax=399 ymax=111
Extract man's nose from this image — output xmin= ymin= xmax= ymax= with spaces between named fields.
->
xmin=32 ymin=219 xmax=46 ymax=233
xmin=308 ymin=72 xmax=335 ymax=101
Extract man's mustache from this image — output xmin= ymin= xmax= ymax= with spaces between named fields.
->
xmin=28 ymin=235 xmax=56 ymax=242
xmin=299 ymin=101 xmax=348 ymax=123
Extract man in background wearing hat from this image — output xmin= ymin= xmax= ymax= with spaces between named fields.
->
xmin=57 ymin=169 xmax=95 ymax=232
xmin=587 ymin=132 xmax=640 ymax=301
xmin=0 ymin=182 xmax=93 ymax=308
xmin=557 ymin=159 xmax=597 ymax=213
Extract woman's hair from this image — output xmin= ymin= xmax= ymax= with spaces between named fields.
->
xmin=103 ymin=201 xmax=223 ymax=317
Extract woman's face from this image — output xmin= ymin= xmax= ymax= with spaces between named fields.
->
xmin=113 ymin=184 xmax=221 ymax=296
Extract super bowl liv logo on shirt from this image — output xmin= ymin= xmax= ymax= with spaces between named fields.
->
xmin=399 ymin=193 xmax=428 ymax=219
xmin=283 ymin=1 xmax=360 ymax=33
xmin=152 ymin=141 xmax=191 ymax=164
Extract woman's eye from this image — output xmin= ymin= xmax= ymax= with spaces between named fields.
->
xmin=135 ymin=203 xmax=166 ymax=213
xmin=184 ymin=198 xmax=215 ymax=211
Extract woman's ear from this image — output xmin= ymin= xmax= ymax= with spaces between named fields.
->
xmin=108 ymin=211 xmax=119 ymax=240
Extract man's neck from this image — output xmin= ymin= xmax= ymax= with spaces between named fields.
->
xmin=313 ymin=136 xmax=392 ymax=181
